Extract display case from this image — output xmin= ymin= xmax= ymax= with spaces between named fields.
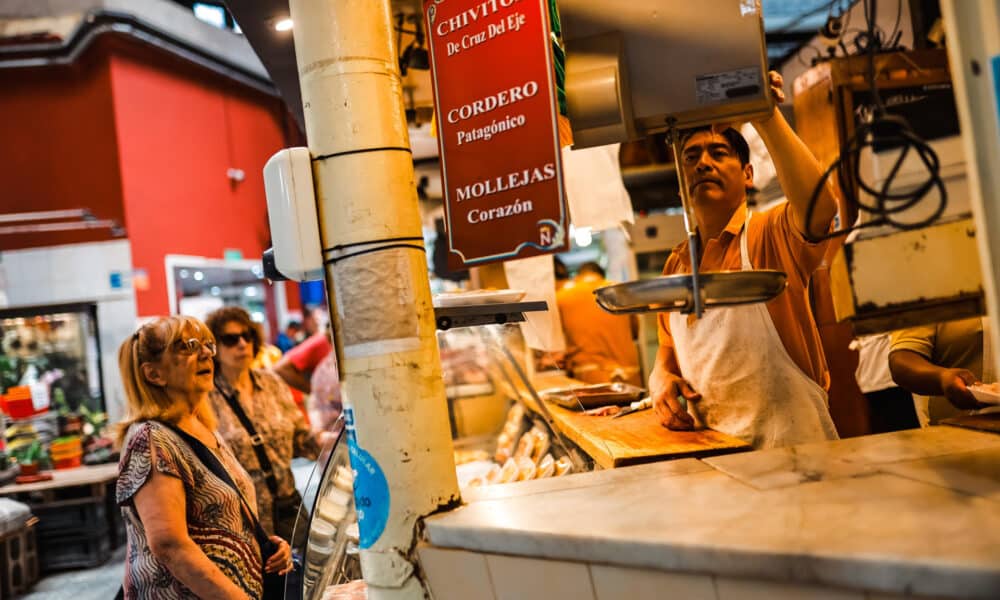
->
xmin=287 ymin=428 xmax=360 ymax=600
xmin=442 ymin=323 xmax=592 ymax=488
xmin=0 ymin=303 xmax=105 ymax=418
xmin=288 ymin=315 xmax=596 ymax=599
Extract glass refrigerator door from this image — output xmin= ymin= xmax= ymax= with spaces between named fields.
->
xmin=287 ymin=424 xmax=361 ymax=600
xmin=0 ymin=303 xmax=104 ymax=415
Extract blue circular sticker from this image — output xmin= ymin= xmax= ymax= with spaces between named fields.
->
xmin=347 ymin=437 xmax=390 ymax=549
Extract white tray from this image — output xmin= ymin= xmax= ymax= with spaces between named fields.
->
xmin=433 ymin=289 xmax=526 ymax=307
xmin=968 ymin=383 xmax=1000 ymax=405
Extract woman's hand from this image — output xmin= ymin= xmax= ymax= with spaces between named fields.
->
xmin=265 ymin=536 xmax=294 ymax=575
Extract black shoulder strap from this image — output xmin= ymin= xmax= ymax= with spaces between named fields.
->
xmin=161 ymin=422 xmax=271 ymax=548
xmin=216 ymin=383 xmax=280 ymax=497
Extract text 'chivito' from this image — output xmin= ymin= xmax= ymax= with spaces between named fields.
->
xmin=432 ymin=0 xmax=525 ymax=37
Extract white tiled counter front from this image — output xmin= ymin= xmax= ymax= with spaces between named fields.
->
xmin=421 ymin=427 xmax=1000 ymax=599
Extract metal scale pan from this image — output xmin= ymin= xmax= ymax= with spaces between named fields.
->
xmin=594 ymin=270 xmax=787 ymax=315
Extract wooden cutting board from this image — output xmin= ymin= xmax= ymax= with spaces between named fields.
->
xmin=545 ymin=401 xmax=750 ymax=468
xmin=523 ymin=374 xmax=750 ymax=469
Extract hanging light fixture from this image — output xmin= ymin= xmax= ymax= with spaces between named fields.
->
xmin=398 ymin=14 xmax=429 ymax=76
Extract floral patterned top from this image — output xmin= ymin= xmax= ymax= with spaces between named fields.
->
xmin=210 ymin=369 xmax=319 ymax=535
xmin=116 ymin=421 xmax=262 ymax=599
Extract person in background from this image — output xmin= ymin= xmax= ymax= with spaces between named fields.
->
xmin=116 ymin=315 xmax=292 ymax=599
xmin=852 ymin=332 xmax=919 ymax=433
xmin=301 ymin=306 xmax=321 ymax=338
xmin=557 ymin=262 xmax=641 ymax=386
xmin=251 ymin=326 xmax=284 ymax=371
xmin=205 ymin=307 xmax=330 ymax=542
xmin=276 ymin=321 xmax=302 ymax=353
xmin=273 ymin=329 xmax=343 ymax=433
xmin=889 ymin=316 xmax=991 ymax=425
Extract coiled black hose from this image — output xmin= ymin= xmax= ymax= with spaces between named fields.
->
xmin=803 ymin=0 xmax=947 ymax=243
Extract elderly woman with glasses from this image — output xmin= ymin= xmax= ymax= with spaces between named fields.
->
xmin=115 ymin=315 xmax=292 ymax=599
xmin=205 ymin=306 xmax=329 ymax=543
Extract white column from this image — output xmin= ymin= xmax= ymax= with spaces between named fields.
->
xmin=940 ymin=1 xmax=1000 ymax=377
xmin=287 ymin=1 xmax=460 ymax=597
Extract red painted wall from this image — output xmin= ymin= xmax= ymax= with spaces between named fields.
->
xmin=108 ymin=47 xmax=287 ymax=318
xmin=1 ymin=37 xmax=302 ymax=328
xmin=0 ymin=45 xmax=125 ymax=250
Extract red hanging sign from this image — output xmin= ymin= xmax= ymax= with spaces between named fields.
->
xmin=424 ymin=0 xmax=567 ymax=270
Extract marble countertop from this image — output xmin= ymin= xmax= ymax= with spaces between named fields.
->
xmin=426 ymin=427 xmax=1000 ymax=598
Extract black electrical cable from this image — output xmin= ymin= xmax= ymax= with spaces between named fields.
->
xmin=888 ymin=0 xmax=903 ymax=49
xmin=802 ymin=0 xmax=946 ymax=243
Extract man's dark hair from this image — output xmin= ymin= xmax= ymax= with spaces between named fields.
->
xmin=679 ymin=126 xmax=751 ymax=166
xmin=577 ymin=261 xmax=605 ymax=278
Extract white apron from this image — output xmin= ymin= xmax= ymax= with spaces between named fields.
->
xmin=668 ymin=213 xmax=839 ymax=449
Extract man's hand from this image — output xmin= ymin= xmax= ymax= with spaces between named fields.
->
xmin=713 ymin=71 xmax=784 ymax=133
xmin=766 ymin=70 xmax=786 ymax=104
xmin=649 ymin=363 xmax=700 ymax=430
xmin=939 ymin=368 xmax=982 ymax=409
xmin=751 ymin=71 xmax=786 ymax=125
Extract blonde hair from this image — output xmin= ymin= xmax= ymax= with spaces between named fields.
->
xmin=116 ymin=315 xmax=218 ymax=446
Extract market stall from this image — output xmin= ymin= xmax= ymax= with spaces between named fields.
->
xmin=224 ymin=0 xmax=1000 ymax=597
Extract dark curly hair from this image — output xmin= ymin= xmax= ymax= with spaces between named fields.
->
xmin=204 ymin=306 xmax=262 ymax=361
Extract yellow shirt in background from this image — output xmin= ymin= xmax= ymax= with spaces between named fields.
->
xmin=252 ymin=344 xmax=283 ymax=370
xmin=556 ymin=273 xmax=640 ymax=386
xmin=889 ymin=317 xmax=984 ymax=423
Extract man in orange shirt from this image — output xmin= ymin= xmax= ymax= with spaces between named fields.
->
xmin=650 ymin=72 xmax=840 ymax=449
xmin=557 ymin=262 xmax=641 ymax=386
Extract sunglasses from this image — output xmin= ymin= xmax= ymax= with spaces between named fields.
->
xmin=173 ymin=338 xmax=217 ymax=356
xmin=217 ymin=331 xmax=254 ymax=347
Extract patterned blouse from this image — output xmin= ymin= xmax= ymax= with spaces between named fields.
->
xmin=210 ymin=369 xmax=320 ymax=534
xmin=117 ymin=421 xmax=262 ymax=599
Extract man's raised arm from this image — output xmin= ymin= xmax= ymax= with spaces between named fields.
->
xmin=752 ymin=71 xmax=839 ymax=240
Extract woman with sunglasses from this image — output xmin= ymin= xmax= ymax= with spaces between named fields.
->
xmin=205 ymin=306 xmax=326 ymax=543
xmin=116 ymin=316 xmax=292 ymax=599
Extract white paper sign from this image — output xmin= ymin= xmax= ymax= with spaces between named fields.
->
xmin=503 ymin=255 xmax=566 ymax=352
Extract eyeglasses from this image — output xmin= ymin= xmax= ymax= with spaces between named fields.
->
xmin=217 ymin=331 xmax=254 ymax=347
xmin=172 ymin=338 xmax=217 ymax=356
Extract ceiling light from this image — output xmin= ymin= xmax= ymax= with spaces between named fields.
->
xmin=274 ymin=18 xmax=293 ymax=32
xmin=572 ymin=226 xmax=593 ymax=248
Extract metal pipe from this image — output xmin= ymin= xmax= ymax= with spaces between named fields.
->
xmin=288 ymin=1 xmax=460 ymax=597
xmin=0 ymin=219 xmax=123 ymax=236
xmin=668 ymin=124 xmax=704 ymax=317
xmin=0 ymin=209 xmax=92 ymax=223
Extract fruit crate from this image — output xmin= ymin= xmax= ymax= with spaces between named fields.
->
xmin=38 ymin=528 xmax=110 ymax=572
xmin=0 ymin=516 xmax=39 ymax=597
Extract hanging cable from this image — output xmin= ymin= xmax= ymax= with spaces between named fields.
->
xmin=803 ymin=0 xmax=946 ymax=242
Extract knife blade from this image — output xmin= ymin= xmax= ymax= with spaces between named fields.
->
xmin=612 ymin=396 xmax=652 ymax=419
